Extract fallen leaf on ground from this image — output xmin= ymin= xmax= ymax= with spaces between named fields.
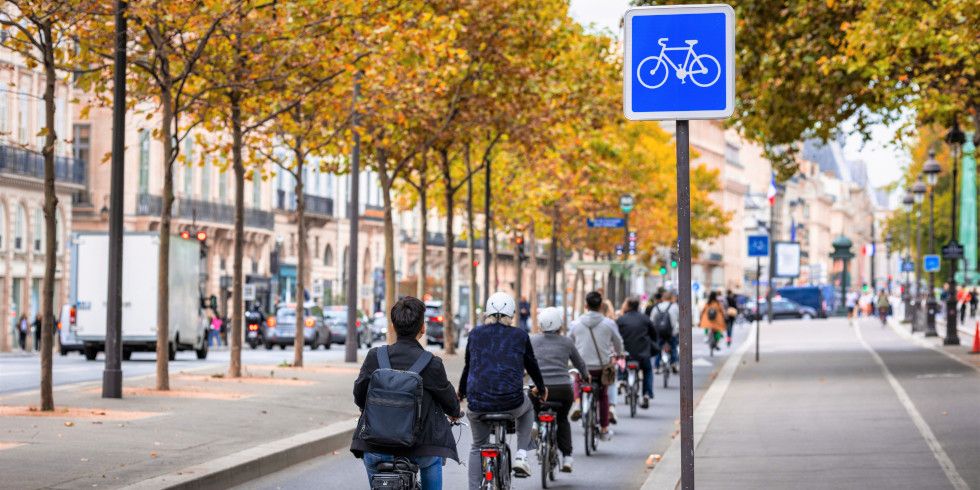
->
xmin=150 ymin=452 xmax=158 ymax=458
xmin=64 ymin=421 xmax=75 ymax=427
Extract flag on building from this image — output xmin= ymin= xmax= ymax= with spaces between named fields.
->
xmin=767 ymin=174 xmax=777 ymax=206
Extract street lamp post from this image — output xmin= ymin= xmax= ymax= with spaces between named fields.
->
xmin=902 ymin=193 xmax=914 ymax=323
xmin=923 ymin=150 xmax=942 ymax=337
xmin=912 ymin=178 xmax=927 ymax=332
xmin=944 ymin=119 xmax=966 ymax=345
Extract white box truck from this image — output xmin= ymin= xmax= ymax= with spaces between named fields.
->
xmin=70 ymin=232 xmax=209 ymax=361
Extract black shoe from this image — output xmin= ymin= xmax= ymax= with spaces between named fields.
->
xmin=641 ymin=396 xmax=650 ymax=409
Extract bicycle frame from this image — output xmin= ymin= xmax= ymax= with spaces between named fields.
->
xmin=654 ymin=44 xmax=700 ymax=78
xmin=480 ymin=420 xmax=512 ymax=490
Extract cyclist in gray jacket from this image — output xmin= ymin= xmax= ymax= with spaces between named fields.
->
xmin=569 ymin=291 xmax=624 ymax=440
xmin=530 ymin=307 xmax=589 ymax=472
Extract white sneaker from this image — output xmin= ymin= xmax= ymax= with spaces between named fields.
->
xmin=561 ymin=455 xmax=573 ymax=473
xmin=513 ymin=451 xmax=531 ymax=477
xmin=600 ymin=429 xmax=614 ymax=441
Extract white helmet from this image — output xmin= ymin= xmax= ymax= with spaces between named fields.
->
xmin=485 ymin=292 xmax=516 ymax=318
xmin=538 ymin=307 xmax=563 ymax=332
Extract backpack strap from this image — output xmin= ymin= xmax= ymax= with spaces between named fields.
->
xmin=376 ymin=345 xmax=391 ymax=370
xmin=407 ymin=350 xmax=433 ymax=374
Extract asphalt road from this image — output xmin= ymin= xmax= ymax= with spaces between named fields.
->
xmin=0 ymin=341 xmax=378 ymax=395
xmin=234 ymin=325 xmax=749 ymax=490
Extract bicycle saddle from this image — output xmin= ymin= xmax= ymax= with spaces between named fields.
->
xmin=477 ymin=413 xmax=515 ymax=422
xmin=685 ymin=39 xmax=698 ymax=46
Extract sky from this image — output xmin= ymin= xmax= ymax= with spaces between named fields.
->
xmin=567 ymin=0 xmax=907 ymax=191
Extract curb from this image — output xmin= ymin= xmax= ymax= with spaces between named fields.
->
xmin=640 ymin=322 xmax=756 ymax=490
xmin=123 ymin=417 xmax=358 ymax=490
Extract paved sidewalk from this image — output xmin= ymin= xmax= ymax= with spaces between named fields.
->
xmin=0 ymin=351 xmax=463 ymax=489
xmin=689 ymin=317 xmax=980 ymax=489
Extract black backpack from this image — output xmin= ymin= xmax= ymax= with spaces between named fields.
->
xmin=652 ymin=304 xmax=673 ymax=338
xmin=360 ymin=345 xmax=432 ymax=448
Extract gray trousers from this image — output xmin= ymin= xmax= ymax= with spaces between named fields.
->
xmin=466 ymin=395 xmax=534 ymax=489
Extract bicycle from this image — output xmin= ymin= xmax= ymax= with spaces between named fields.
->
xmin=534 ymin=399 xmax=562 ymax=488
xmin=370 ymin=419 xmax=466 ymax=490
xmin=636 ymin=37 xmax=721 ymax=90
xmin=579 ymin=378 xmax=601 ymax=456
xmin=624 ymin=359 xmax=641 ymax=418
xmin=476 ymin=413 xmax=515 ymax=489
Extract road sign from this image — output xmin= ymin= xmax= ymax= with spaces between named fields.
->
xmin=942 ymin=241 xmax=964 ymax=260
xmin=774 ymin=241 xmax=801 ymax=278
xmin=747 ymin=235 xmax=769 ymax=258
xmin=243 ymin=284 xmax=256 ymax=301
xmin=901 ymin=260 xmax=915 ymax=273
xmin=623 ymin=4 xmax=735 ymax=121
xmin=587 ymin=217 xmax=626 ymax=228
xmin=923 ymin=254 xmax=941 ymax=273
xmin=620 ymin=194 xmax=635 ymax=214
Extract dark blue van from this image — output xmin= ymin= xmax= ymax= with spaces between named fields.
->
xmin=777 ymin=286 xmax=827 ymax=318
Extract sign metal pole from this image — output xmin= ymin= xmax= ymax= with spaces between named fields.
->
xmin=675 ymin=119 xmax=694 ymax=489
xmin=756 ymin=257 xmax=761 ymax=362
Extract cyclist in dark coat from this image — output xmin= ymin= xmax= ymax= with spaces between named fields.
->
xmin=615 ymin=297 xmax=659 ymax=408
xmin=351 ymin=297 xmax=462 ymax=489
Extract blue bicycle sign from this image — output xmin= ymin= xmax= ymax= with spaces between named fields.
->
xmin=636 ymin=38 xmax=721 ymax=89
xmin=623 ymin=4 xmax=735 ymax=121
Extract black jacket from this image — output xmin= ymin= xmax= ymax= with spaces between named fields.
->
xmin=351 ymin=338 xmax=462 ymax=461
xmin=616 ymin=310 xmax=659 ymax=362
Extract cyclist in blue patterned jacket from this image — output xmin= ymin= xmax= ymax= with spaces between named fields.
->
xmin=458 ymin=292 xmax=547 ymax=486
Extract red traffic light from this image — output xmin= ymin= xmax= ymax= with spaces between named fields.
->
xmin=472 ymin=260 xmax=480 ymax=267
xmin=196 ymin=231 xmax=207 ymax=242
xmin=515 ymin=235 xmax=524 ymax=245
xmin=180 ymin=231 xmax=191 ymax=240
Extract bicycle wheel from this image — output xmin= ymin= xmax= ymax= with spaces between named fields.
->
xmin=689 ymin=54 xmax=721 ymax=87
xmin=549 ymin=427 xmax=558 ymax=481
xmin=663 ymin=363 xmax=670 ymax=389
xmin=636 ymin=56 xmax=669 ymax=89
xmin=541 ymin=430 xmax=550 ymax=488
xmin=584 ymin=408 xmax=593 ymax=456
xmin=629 ymin=381 xmax=637 ymax=418
xmin=590 ymin=398 xmax=600 ymax=452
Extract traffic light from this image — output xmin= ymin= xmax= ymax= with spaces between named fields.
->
xmin=180 ymin=230 xmax=191 ymax=240
xmin=670 ymin=250 xmax=678 ymax=268
xmin=515 ymin=233 xmax=526 ymax=261
xmin=659 ymin=266 xmax=667 ymax=276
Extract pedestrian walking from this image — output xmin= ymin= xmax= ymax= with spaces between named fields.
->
xmin=32 ymin=314 xmax=42 ymax=352
xmin=518 ymin=296 xmax=531 ymax=333
xmin=724 ymin=289 xmax=738 ymax=346
xmin=208 ymin=311 xmax=222 ymax=347
xmin=17 ymin=314 xmax=28 ymax=351
xmin=699 ymin=292 xmax=726 ymax=354
xmin=958 ymin=287 xmax=968 ymax=325
xmin=970 ymin=289 xmax=978 ymax=318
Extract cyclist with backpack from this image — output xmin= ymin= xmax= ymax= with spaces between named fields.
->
xmin=530 ymin=307 xmax=590 ymax=472
xmin=615 ymin=296 xmax=659 ymax=409
xmin=652 ymin=291 xmax=679 ymax=374
xmin=459 ymin=292 xmax=547 ymax=485
xmin=351 ymin=296 xmax=463 ymax=490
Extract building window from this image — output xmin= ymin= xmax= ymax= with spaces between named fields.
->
xmin=33 ymin=207 xmax=42 ymax=252
xmin=0 ymin=91 xmax=8 ymax=137
xmin=36 ymin=97 xmax=45 ymax=150
xmin=183 ymin=137 xmax=194 ymax=196
xmin=14 ymin=205 xmax=25 ymax=251
xmin=55 ymin=95 xmax=66 ymax=154
xmin=55 ymin=208 xmax=63 ymax=255
xmin=138 ymin=130 xmax=150 ymax=193
xmin=201 ymin=158 xmax=211 ymax=201
xmin=725 ymin=142 xmax=740 ymax=167
xmin=0 ymin=202 xmax=5 ymax=250
xmin=218 ymin=169 xmax=227 ymax=203
xmin=324 ymin=244 xmax=333 ymax=267
xmin=314 ymin=236 xmax=320 ymax=259
xmin=18 ymin=75 xmax=30 ymax=144
xmin=252 ymin=176 xmax=261 ymax=209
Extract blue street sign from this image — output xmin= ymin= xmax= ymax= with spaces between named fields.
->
xmin=901 ymin=260 xmax=915 ymax=273
xmin=623 ymin=4 xmax=735 ymax=121
xmin=747 ymin=235 xmax=769 ymax=258
xmin=587 ymin=217 xmax=626 ymax=228
xmin=923 ymin=254 xmax=941 ymax=273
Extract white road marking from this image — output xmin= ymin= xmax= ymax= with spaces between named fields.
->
xmin=854 ymin=323 xmax=969 ymax=490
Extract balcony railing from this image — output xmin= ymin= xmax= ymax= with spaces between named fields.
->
xmin=135 ymin=193 xmax=274 ymax=230
xmin=0 ymin=144 xmax=85 ymax=184
xmin=276 ymin=189 xmax=334 ymax=218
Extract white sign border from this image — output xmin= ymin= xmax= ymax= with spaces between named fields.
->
xmin=773 ymin=241 xmax=801 ymax=278
xmin=623 ymin=4 xmax=736 ymax=121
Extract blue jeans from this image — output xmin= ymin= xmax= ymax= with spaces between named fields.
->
xmin=655 ymin=336 xmax=679 ymax=368
xmin=640 ymin=357 xmax=654 ymax=398
xmin=363 ymin=452 xmax=443 ymax=490
xmin=208 ymin=329 xmax=222 ymax=347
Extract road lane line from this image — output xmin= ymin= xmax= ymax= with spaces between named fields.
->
xmin=641 ymin=322 xmax=756 ymax=490
xmin=854 ymin=323 xmax=969 ymax=490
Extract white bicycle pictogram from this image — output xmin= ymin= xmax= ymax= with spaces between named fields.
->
xmin=636 ymin=38 xmax=721 ymax=89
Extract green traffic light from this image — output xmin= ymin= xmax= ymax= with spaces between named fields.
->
xmin=659 ymin=267 xmax=667 ymax=275
xmin=670 ymin=260 xmax=677 ymax=268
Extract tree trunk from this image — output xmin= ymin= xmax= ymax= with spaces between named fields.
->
xmin=293 ymin=147 xmax=306 ymax=367
xmin=547 ymin=208 xmax=557 ymax=307
xmin=515 ymin=230 xmax=523 ymax=308
xmin=491 ymin=219 xmax=498 ymax=292
xmin=529 ymin=220 xmax=538 ymax=332
xmin=155 ymin=88 xmax=175 ymax=391
xmin=440 ymin=148 xmax=456 ymax=355
xmin=417 ymin=176 xmax=427 ymax=299
xmin=573 ymin=249 xmax=584 ymax=317
xmin=39 ymin=29 xmax=57 ymax=410
xmin=376 ymin=149 xmax=397 ymax=344
xmin=229 ymin=90 xmax=245 ymax=378
xmin=466 ymin=148 xmax=477 ymax=332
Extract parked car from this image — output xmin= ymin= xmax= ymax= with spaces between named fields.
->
xmin=369 ymin=312 xmax=388 ymax=342
xmin=265 ymin=303 xmax=328 ymax=350
xmin=57 ymin=304 xmax=84 ymax=356
xmin=777 ymin=286 xmax=828 ymax=318
xmin=744 ymin=297 xmax=818 ymax=321
xmin=322 ymin=306 xmax=371 ymax=347
xmin=424 ymin=301 xmax=461 ymax=349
